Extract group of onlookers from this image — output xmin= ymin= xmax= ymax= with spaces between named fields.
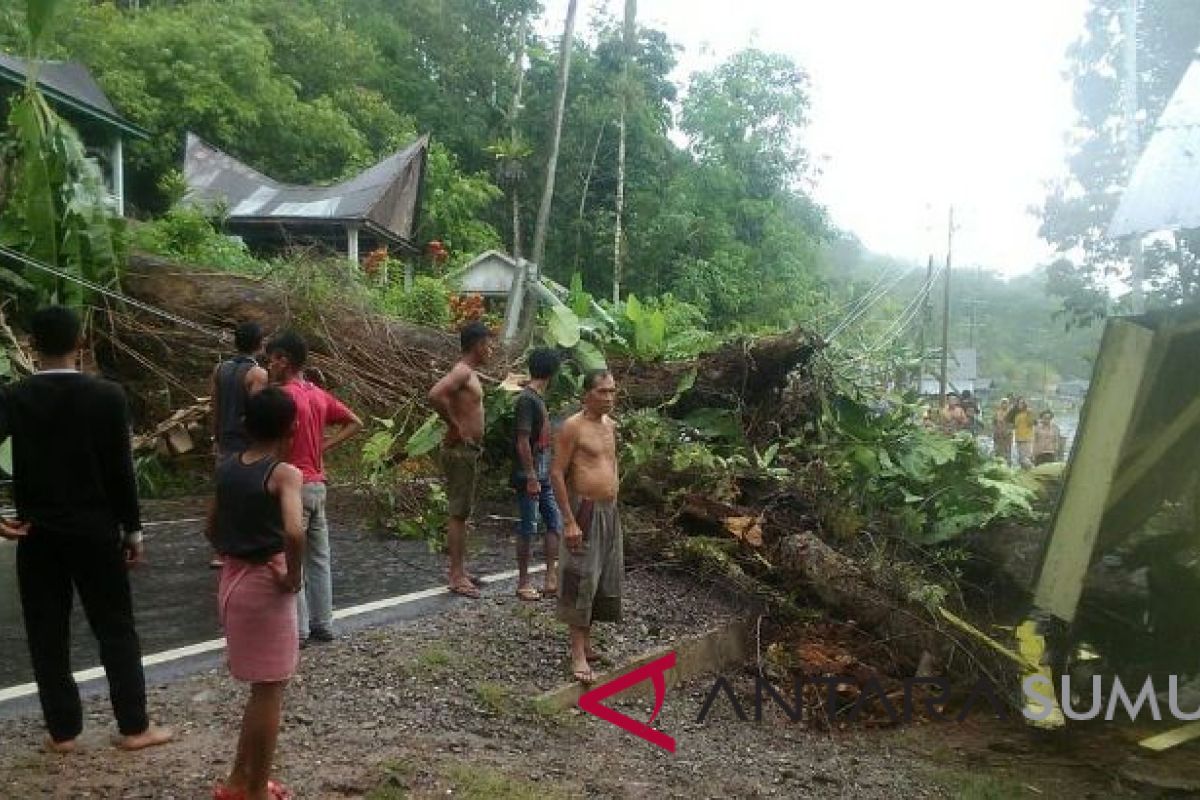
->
xmin=991 ymin=396 xmax=1062 ymax=469
xmin=922 ymin=388 xmax=1065 ymax=470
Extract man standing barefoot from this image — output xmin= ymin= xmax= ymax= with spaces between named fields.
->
xmin=511 ymin=348 xmax=563 ymax=601
xmin=550 ymin=370 xmax=622 ymax=683
xmin=0 ymin=306 xmax=172 ymax=752
xmin=428 ymin=321 xmax=493 ymax=599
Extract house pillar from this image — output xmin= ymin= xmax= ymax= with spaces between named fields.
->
xmin=112 ymin=136 xmax=125 ymax=217
xmin=404 ymin=262 xmax=414 ymax=293
xmin=346 ymin=224 xmax=360 ymax=265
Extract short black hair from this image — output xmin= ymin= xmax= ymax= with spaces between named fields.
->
xmin=243 ymin=387 xmax=297 ymax=442
xmin=266 ymin=330 xmax=307 ymax=368
xmin=31 ymin=306 xmax=81 ymax=357
xmin=460 ymin=321 xmax=492 ymax=353
xmin=582 ymin=369 xmax=611 ymax=393
xmin=233 ymin=321 xmax=264 ymax=354
xmin=527 ymin=348 xmax=561 ymax=380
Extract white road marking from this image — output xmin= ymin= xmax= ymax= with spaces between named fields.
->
xmin=0 ymin=565 xmax=543 ymax=704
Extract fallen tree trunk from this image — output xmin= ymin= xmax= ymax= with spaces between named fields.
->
xmin=610 ymin=328 xmax=822 ymax=416
xmin=777 ymin=531 xmax=945 ymax=673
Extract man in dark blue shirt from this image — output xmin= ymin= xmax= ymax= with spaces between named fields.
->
xmin=511 ymin=348 xmax=563 ymax=600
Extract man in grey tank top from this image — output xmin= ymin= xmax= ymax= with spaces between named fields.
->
xmin=208 ymin=321 xmax=269 ymax=568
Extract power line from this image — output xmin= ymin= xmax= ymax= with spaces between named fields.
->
xmin=0 ymin=245 xmax=227 ymax=342
xmin=826 ymin=264 xmax=921 ymax=341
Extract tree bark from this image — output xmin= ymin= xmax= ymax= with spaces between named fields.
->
xmin=521 ymin=0 xmax=578 ymax=347
xmin=529 ymin=0 xmax=578 ymax=271
xmin=777 ymin=532 xmax=944 ymax=671
xmin=508 ymin=20 xmax=527 ymax=259
xmin=613 ymin=0 xmax=636 ymax=304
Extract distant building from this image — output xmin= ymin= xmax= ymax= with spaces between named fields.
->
xmin=0 ymin=52 xmax=148 ymax=216
xmin=919 ymin=348 xmax=980 ymax=395
xmin=183 ymin=132 xmax=428 ymax=262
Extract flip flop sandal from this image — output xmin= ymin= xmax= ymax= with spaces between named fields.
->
xmin=212 ymin=784 xmax=245 ymax=800
xmin=448 ymin=582 xmax=481 ymax=599
xmin=268 ymin=780 xmax=294 ymax=800
xmin=516 ymin=586 xmax=542 ymax=601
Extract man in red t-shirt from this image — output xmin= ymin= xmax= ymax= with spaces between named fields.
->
xmin=266 ymin=332 xmax=362 ymax=645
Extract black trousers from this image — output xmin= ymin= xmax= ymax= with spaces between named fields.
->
xmin=16 ymin=531 xmax=148 ymax=742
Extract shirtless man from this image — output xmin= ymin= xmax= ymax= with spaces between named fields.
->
xmin=550 ymin=370 xmax=622 ymax=683
xmin=428 ymin=321 xmax=494 ymax=598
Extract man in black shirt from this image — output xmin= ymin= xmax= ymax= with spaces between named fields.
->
xmin=208 ymin=320 xmax=268 ymax=568
xmin=511 ymin=348 xmax=563 ymax=600
xmin=0 ymin=306 xmax=172 ymax=753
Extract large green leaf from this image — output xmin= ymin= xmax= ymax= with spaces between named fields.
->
xmin=572 ymin=339 xmax=607 ymax=371
xmin=405 ymin=413 xmax=447 ymax=458
xmin=568 ymin=272 xmax=591 ymax=318
xmin=547 ymin=303 xmax=581 ymax=348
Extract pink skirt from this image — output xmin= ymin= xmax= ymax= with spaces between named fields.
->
xmin=218 ymin=554 xmax=299 ymax=683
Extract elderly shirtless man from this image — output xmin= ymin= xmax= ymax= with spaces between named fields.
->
xmin=550 ymin=370 xmax=622 ymax=683
xmin=429 ymin=321 xmax=494 ymax=598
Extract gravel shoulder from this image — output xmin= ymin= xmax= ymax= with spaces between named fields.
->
xmin=0 ymin=549 xmax=1149 ymax=799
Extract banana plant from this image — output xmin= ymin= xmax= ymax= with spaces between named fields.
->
xmin=0 ymin=0 xmax=124 ymax=306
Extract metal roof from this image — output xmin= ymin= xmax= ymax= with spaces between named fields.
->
xmin=1110 ymin=56 xmax=1200 ymax=237
xmin=0 ymin=52 xmax=147 ymax=139
xmin=183 ymin=133 xmax=428 ymax=247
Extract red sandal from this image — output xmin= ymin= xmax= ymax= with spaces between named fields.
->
xmin=212 ymin=780 xmax=291 ymax=799
xmin=268 ymin=779 xmax=294 ymax=800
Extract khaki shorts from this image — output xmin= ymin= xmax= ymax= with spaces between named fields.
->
xmin=558 ymin=498 xmax=623 ymax=628
xmin=441 ymin=442 xmax=483 ymax=519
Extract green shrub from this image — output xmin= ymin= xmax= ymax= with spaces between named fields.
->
xmin=131 ymin=206 xmax=268 ymax=275
xmin=377 ymin=276 xmax=452 ymax=327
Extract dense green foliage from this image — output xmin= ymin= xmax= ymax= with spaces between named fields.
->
xmin=1040 ymin=0 xmax=1200 ymax=323
xmin=0 ymin=0 xmax=124 ymax=309
xmin=0 ymin=0 xmax=830 ymax=331
xmin=815 ymin=393 xmax=1036 ymax=544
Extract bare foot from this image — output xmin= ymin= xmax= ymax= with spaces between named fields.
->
xmin=115 ymin=723 xmax=174 ymax=751
xmin=44 ymin=737 xmax=76 ymax=754
xmin=571 ymin=649 xmax=595 ymax=684
xmin=543 ymin=570 xmax=558 ymax=597
xmin=448 ymin=578 xmax=480 ymax=599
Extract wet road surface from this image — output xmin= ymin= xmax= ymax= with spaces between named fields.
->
xmin=0 ymin=496 xmax=525 ymax=688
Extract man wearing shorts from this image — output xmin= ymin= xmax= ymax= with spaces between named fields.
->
xmin=550 ymin=370 xmax=622 ymax=683
xmin=428 ymin=321 xmax=493 ymax=599
xmin=511 ymin=348 xmax=563 ymax=601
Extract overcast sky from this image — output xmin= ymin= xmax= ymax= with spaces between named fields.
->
xmin=538 ymin=0 xmax=1091 ymax=276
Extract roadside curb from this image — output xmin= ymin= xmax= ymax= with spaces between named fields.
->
xmin=534 ymin=617 xmax=752 ymax=711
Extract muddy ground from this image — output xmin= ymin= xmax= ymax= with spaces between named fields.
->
xmin=0 ymin=485 xmax=1184 ymax=799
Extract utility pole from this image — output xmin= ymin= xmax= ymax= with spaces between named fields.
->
xmin=1124 ymin=0 xmax=1145 ymax=313
xmin=916 ymin=254 xmax=934 ymax=391
xmin=939 ymin=206 xmax=954 ymax=407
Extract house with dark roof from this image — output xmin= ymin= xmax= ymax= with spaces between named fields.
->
xmin=0 ymin=52 xmax=148 ymax=216
xmin=182 ymin=133 xmax=428 ymax=262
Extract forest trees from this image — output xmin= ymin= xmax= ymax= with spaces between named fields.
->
xmin=1040 ymin=0 xmax=1200 ymax=323
xmin=0 ymin=0 xmax=830 ymax=331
